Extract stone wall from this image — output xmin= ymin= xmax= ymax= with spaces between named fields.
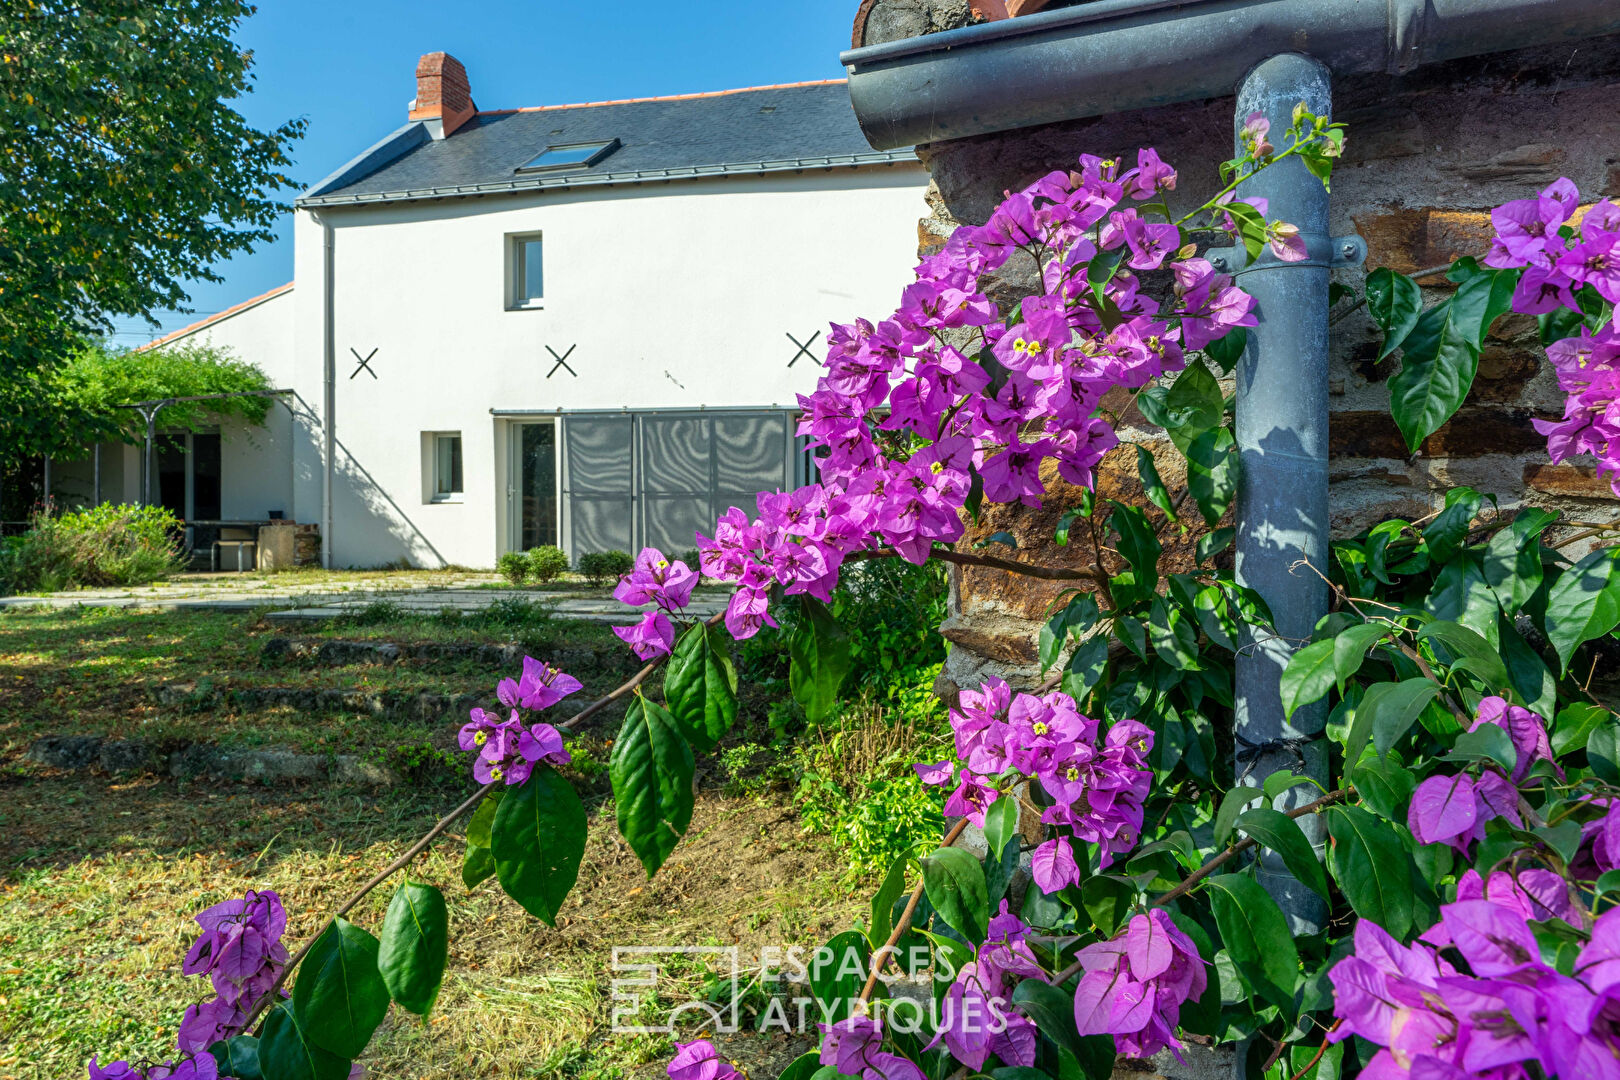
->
xmin=861 ymin=25 xmax=1620 ymax=698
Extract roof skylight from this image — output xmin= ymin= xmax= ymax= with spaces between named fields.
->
xmin=516 ymin=139 xmax=620 ymax=173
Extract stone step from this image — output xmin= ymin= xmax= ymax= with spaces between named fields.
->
xmin=258 ymin=635 xmax=638 ymax=675
xmin=26 ymin=733 xmax=401 ymax=787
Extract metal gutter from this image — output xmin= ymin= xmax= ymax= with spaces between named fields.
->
xmin=295 ymin=151 xmax=918 ymax=208
xmin=839 ymin=0 xmax=1620 ymax=149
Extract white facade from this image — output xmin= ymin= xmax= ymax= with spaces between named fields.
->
xmin=258 ymin=164 xmax=929 ymax=568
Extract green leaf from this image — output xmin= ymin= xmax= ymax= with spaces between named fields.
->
xmin=258 ymin=1003 xmax=350 ymax=1080
xmin=1040 ymin=594 xmax=1101 ymax=672
xmin=607 ymin=696 xmax=694 ymax=878
xmin=291 ymin=918 xmax=389 ymax=1059
xmin=1061 ymin=634 xmax=1110 ymax=704
xmin=1236 ymin=808 xmax=1330 ymax=900
xmin=1136 ymin=445 xmax=1178 ymax=521
xmin=808 ymin=930 xmax=871 ymax=1026
xmin=869 ymin=856 xmax=908 ymax=951
xmin=1186 ymin=427 xmax=1238 ymax=527
xmin=1423 ymin=487 xmax=1483 ymax=565
xmin=1333 ymin=623 xmax=1389 ymax=692
xmin=1346 ymin=679 xmax=1440 ymax=763
xmin=1448 ymin=723 xmax=1516 ymax=773
xmin=493 ymin=763 xmax=588 ymax=923
xmin=1203 ymin=326 xmax=1247 ymax=375
xmin=1551 ymin=702 xmax=1613 ymax=755
xmin=378 ymin=882 xmax=449 ymax=1016
xmin=1388 ymin=274 xmax=1494 ymax=453
xmin=1350 ymin=756 xmax=1416 ymax=825
xmin=1589 ymin=721 xmax=1620 ymax=785
xmin=1366 ymin=268 xmax=1422 ymax=360
xmin=1055 ymin=507 xmax=1085 ymax=547
xmin=1213 ymin=786 xmax=1264 ymax=847
xmin=1499 ymin=617 xmax=1557 ymax=722
xmin=1280 ymin=639 xmax=1336 ymax=719
xmin=1326 ymin=805 xmax=1416 ymax=940
xmin=1080 ymin=874 xmax=1135 ymax=937
xmin=776 ymin=1053 xmax=824 ymax=1080
xmin=212 ymin=1036 xmax=264 ymax=1080
xmin=663 ymin=622 xmax=739 ymax=752
xmin=1197 ymin=527 xmax=1235 ymax=564
xmin=921 ymin=846 xmax=989 ymax=943
xmin=1417 ymin=621 xmax=1509 ymax=692
xmin=1192 ymin=585 xmax=1240 ymax=652
xmin=1011 ymin=979 xmax=1106 ymax=1073
xmin=1205 ymin=874 xmax=1300 ymax=1014
xmin=1148 ymin=595 xmax=1197 ymax=668
xmin=461 ymin=788 xmax=503 ymax=890
xmin=1108 ymin=502 xmax=1161 ymax=589
xmin=1544 ymin=545 xmax=1620 ymax=673
xmin=1482 ymin=525 xmax=1543 ymax=613
xmin=461 ymin=844 xmax=496 ymax=891
xmin=1424 ymin=559 xmax=1501 ymax=651
xmin=982 ymin=798 xmax=1018 ymax=864
xmin=789 ymin=596 xmax=852 ymax=723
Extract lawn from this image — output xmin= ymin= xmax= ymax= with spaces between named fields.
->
xmin=0 ymin=602 xmax=866 ymax=1080
xmin=0 ymin=602 xmax=645 ymax=754
xmin=0 ymin=772 xmax=856 ymax=1080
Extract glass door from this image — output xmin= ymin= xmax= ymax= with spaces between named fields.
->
xmin=512 ymin=422 xmax=559 ymax=550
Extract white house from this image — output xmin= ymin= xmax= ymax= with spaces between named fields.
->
xmin=128 ymin=53 xmax=925 ymax=569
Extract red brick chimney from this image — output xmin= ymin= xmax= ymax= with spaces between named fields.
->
xmin=409 ymin=52 xmax=476 ymax=138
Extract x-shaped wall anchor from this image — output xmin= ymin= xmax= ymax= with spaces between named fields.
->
xmin=349 ymin=347 xmax=379 ymax=380
xmin=546 ymin=344 xmax=578 ymax=379
xmin=785 ymin=330 xmax=821 ymax=367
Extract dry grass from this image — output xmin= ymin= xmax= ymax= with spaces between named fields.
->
xmin=0 ymin=772 xmax=858 ymax=1080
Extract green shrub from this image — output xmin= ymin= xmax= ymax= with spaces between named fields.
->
xmin=576 ymin=549 xmax=633 ymax=586
xmin=495 ymin=551 xmax=529 ymax=586
xmin=790 ymin=675 xmax=949 ymax=882
xmin=0 ymin=504 xmax=183 ymax=594
xmin=526 ymin=545 xmax=569 ymax=582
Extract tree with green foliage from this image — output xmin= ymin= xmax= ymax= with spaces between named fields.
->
xmin=48 ymin=340 xmax=277 ymax=453
xmin=0 ymin=1 xmax=303 ymax=458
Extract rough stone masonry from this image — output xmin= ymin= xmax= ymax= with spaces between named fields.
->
xmin=849 ymin=9 xmax=1620 ymax=698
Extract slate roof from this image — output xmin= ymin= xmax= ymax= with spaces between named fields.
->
xmin=298 ymin=79 xmax=914 ymax=207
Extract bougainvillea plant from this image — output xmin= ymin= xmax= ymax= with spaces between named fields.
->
xmin=84 ymin=108 xmax=1620 ymax=1080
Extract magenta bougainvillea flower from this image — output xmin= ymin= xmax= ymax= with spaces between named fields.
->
xmin=1332 ymin=895 xmax=1620 ymax=1080
xmin=819 ymin=1014 xmax=926 ymax=1080
xmin=613 ymin=608 xmax=675 ymax=660
xmin=918 ymin=678 xmax=1152 ymax=871
xmin=930 ymin=904 xmax=1046 ymax=1069
xmin=1491 ymin=180 xmax=1620 ymax=495
xmin=590 ymin=145 xmax=1262 ymax=642
xmin=613 ymin=547 xmax=698 ymax=612
xmin=666 ymin=1039 xmax=744 ymax=1080
xmin=460 ymin=660 xmax=577 ymax=785
xmin=1072 ymin=909 xmax=1207 ymax=1060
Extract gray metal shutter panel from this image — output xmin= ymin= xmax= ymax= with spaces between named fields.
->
xmin=639 ymin=414 xmax=713 ymax=554
xmin=564 ymin=414 xmax=635 ymax=555
xmin=714 ymin=412 xmax=791 ymax=516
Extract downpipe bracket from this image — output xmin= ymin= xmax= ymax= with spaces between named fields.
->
xmin=1206 ymin=232 xmax=1366 ymax=275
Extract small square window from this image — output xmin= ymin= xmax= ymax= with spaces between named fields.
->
xmin=516 ymin=138 xmax=619 ymax=173
xmin=432 ymin=433 xmax=463 ymax=498
xmin=512 ymin=235 xmax=543 ymax=306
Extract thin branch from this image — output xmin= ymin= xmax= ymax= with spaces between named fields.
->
xmin=1288 ymin=1020 xmax=1344 ymax=1080
xmin=241 ymin=780 xmax=496 ymax=1034
xmin=1047 ymin=788 xmax=1353 ymax=986
xmin=857 ymin=818 xmax=970 ymax=1004
xmin=1550 ymin=526 xmax=1618 ymax=550
xmin=243 ymin=608 xmax=721 ymax=1034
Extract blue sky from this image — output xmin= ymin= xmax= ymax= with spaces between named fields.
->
xmin=110 ymin=0 xmax=860 ymax=345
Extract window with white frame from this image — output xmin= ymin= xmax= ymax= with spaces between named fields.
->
xmin=510 ymin=234 xmax=543 ymax=308
xmin=431 ymin=433 xmax=463 ymax=499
